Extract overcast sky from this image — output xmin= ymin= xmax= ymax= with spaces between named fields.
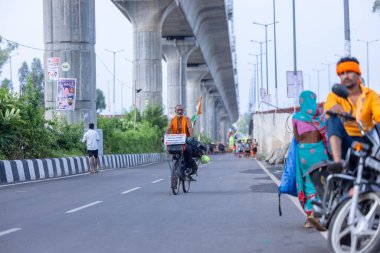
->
xmin=0 ymin=0 xmax=379 ymax=116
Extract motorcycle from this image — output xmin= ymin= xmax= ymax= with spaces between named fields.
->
xmin=305 ymin=84 xmax=380 ymax=253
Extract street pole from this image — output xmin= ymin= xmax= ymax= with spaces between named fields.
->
xmin=253 ymin=22 xmax=278 ymax=99
xmin=273 ymin=0 xmax=279 ymax=107
xmin=357 ymin=39 xmax=378 ymax=87
xmin=313 ymin=69 xmax=323 ymax=103
xmin=322 ymin=62 xmax=333 ymax=91
xmin=249 ymin=53 xmax=260 ymax=104
xmin=292 ymin=0 xmax=298 ymax=107
xmin=343 ymin=0 xmax=351 ymax=56
xmin=251 ymin=40 xmax=270 ymax=99
xmin=105 ymin=49 xmax=124 ymax=116
xmin=134 ymin=85 xmax=142 ymax=131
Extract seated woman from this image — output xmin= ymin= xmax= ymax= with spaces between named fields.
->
xmin=292 ymin=90 xmax=328 ymax=231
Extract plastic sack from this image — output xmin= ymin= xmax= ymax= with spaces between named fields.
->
xmin=278 ymin=136 xmax=298 ymax=197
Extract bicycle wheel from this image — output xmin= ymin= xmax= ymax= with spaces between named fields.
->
xmin=171 ymin=159 xmax=181 ymax=195
xmin=182 ymin=173 xmax=191 ymax=193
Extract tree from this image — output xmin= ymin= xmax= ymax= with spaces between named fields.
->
xmin=142 ymin=105 xmax=168 ymax=132
xmin=236 ymin=113 xmax=251 ymax=135
xmin=96 ymin=88 xmax=106 ymax=113
xmin=1 ymin=79 xmax=12 ymax=91
xmin=374 ymin=0 xmax=380 ymax=13
xmin=18 ymin=61 xmax=29 ymax=95
xmin=0 ymin=36 xmax=18 ymax=76
xmin=25 ymin=58 xmax=44 ymax=105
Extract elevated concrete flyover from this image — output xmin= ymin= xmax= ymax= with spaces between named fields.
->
xmin=111 ymin=0 xmax=239 ymax=134
xmin=43 ymin=0 xmax=237 ymax=141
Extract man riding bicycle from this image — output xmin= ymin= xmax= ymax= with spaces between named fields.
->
xmin=325 ymin=56 xmax=380 ymax=170
xmin=165 ymin=104 xmax=196 ymax=181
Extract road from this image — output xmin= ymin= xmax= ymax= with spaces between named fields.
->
xmin=0 ymin=154 xmax=328 ymax=253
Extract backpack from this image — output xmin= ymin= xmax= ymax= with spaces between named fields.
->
xmin=278 ymin=136 xmax=298 ymax=216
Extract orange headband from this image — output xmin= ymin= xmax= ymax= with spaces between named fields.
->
xmin=336 ymin=61 xmax=361 ymax=75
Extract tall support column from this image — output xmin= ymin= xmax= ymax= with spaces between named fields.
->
xmin=215 ymin=101 xmax=223 ymax=141
xmin=206 ymin=95 xmax=217 ymax=140
xmin=44 ymin=0 xmax=96 ymax=126
xmin=203 ymin=80 xmax=217 ymax=138
xmin=113 ymin=0 xmax=177 ymax=112
xmin=162 ymin=37 xmax=197 ymax=117
xmin=200 ymin=82 xmax=208 ymax=135
xmin=219 ymin=110 xmax=228 ymax=144
xmin=186 ymin=65 xmax=208 ymax=134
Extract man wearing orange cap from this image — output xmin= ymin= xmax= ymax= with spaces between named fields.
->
xmin=325 ymin=57 xmax=380 ymax=167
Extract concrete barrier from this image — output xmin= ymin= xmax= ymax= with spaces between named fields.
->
xmin=252 ymin=110 xmax=293 ymax=160
xmin=0 ymin=153 xmax=165 ymax=185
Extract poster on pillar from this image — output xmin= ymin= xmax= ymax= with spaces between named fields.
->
xmin=47 ymin=57 xmax=60 ymax=81
xmin=56 ymin=78 xmax=77 ymax=111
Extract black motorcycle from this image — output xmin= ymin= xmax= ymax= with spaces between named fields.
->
xmin=306 ymin=84 xmax=380 ymax=253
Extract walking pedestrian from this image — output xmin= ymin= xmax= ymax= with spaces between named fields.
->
xmin=292 ymin=90 xmax=328 ymax=231
xmin=82 ymin=123 xmax=100 ymax=173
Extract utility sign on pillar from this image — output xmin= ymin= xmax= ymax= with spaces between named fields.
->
xmin=286 ymin=71 xmax=303 ymax=100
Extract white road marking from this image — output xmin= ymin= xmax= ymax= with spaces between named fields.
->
xmin=152 ymin=179 xmax=164 ymax=184
xmin=256 ymin=160 xmax=328 ymax=239
xmin=121 ymin=187 xmax=141 ymax=194
xmin=0 ymin=228 xmax=22 ymax=237
xmin=65 ymin=201 xmax=103 ymax=214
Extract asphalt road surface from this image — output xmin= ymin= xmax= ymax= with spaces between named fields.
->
xmin=0 ymin=154 xmax=328 ymax=253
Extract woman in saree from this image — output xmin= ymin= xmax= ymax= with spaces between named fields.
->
xmin=292 ymin=90 xmax=328 ymax=230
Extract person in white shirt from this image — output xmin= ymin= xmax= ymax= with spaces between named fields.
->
xmin=82 ymin=123 xmax=100 ymax=173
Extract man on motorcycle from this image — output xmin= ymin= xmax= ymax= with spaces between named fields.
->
xmin=165 ymin=104 xmax=196 ymax=180
xmin=325 ymin=56 xmax=380 ymax=169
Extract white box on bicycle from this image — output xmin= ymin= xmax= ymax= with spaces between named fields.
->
xmin=164 ymin=134 xmax=186 ymax=145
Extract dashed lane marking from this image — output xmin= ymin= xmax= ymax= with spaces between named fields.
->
xmin=121 ymin=187 xmax=141 ymax=195
xmin=65 ymin=201 xmax=103 ymax=214
xmin=152 ymin=179 xmax=164 ymax=184
xmin=0 ymin=228 xmax=22 ymax=237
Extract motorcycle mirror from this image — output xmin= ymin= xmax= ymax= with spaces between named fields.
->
xmin=332 ymin=83 xmax=353 ymax=116
xmin=332 ymin=84 xmax=349 ymax=99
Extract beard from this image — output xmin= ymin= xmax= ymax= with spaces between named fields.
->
xmin=342 ymin=78 xmax=356 ymax=89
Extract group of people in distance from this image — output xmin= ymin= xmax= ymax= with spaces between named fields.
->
xmin=232 ymin=138 xmax=258 ymax=158
xmin=292 ymin=56 xmax=380 ymax=230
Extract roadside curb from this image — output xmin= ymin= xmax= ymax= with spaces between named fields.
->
xmin=0 ymin=153 xmax=165 ymax=185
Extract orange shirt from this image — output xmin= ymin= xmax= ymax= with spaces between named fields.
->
xmin=324 ymin=85 xmax=380 ymax=136
xmin=170 ymin=115 xmax=192 ymax=137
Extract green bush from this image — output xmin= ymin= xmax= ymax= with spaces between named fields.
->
xmin=0 ymin=85 xmax=166 ymax=160
xmin=98 ymin=105 xmax=167 ymax=154
xmin=0 ymin=80 xmax=85 ymax=160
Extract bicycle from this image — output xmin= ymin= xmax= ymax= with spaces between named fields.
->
xmin=165 ymin=134 xmax=193 ymax=195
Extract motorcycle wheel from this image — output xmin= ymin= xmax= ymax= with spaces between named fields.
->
xmin=328 ymin=192 xmax=380 ymax=253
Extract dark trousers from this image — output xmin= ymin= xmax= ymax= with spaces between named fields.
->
xmin=180 ymin=144 xmax=193 ymax=176
xmin=326 ymin=115 xmax=364 ymax=159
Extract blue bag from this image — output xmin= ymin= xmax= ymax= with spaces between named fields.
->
xmin=278 ymin=136 xmax=298 ymax=216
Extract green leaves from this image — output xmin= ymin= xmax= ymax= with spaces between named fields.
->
xmin=98 ymin=105 xmax=167 ymax=154
xmin=374 ymin=0 xmax=380 ymax=13
xmin=0 ymin=83 xmax=85 ymax=160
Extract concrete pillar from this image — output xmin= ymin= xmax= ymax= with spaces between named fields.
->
xmin=114 ymin=0 xmax=177 ymax=112
xmin=199 ymin=82 xmax=208 ymax=135
xmin=186 ymin=65 xmax=208 ymax=134
xmin=207 ymin=95 xmax=219 ymax=140
xmin=162 ymin=37 xmax=197 ymax=118
xmin=43 ymin=0 xmax=96 ymax=126
xmin=220 ymin=112 xmax=228 ymax=144
xmin=203 ymin=80 xmax=217 ymax=138
xmin=215 ymin=102 xmax=223 ymax=141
